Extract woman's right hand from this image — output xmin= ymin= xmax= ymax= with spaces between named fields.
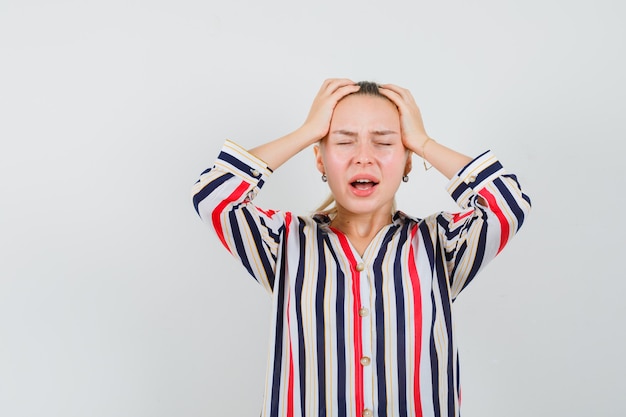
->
xmin=248 ymin=79 xmax=359 ymax=171
xmin=301 ymin=78 xmax=361 ymax=143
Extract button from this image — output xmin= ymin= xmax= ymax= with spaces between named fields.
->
xmin=363 ymin=409 xmax=373 ymax=417
xmin=359 ymin=307 xmax=369 ymax=317
xmin=360 ymin=356 xmax=371 ymax=366
xmin=251 ymin=169 xmax=260 ymax=177
xmin=465 ymin=174 xmax=477 ymax=184
xmin=356 ymin=263 xmax=365 ymax=272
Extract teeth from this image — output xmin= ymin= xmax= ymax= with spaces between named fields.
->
xmin=355 ymin=179 xmax=371 ymax=183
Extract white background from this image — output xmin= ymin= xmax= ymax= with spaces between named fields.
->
xmin=1 ymin=0 xmax=624 ymax=416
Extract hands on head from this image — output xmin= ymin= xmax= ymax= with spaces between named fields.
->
xmin=300 ymin=79 xmax=361 ymax=143
xmin=249 ymin=78 xmax=469 ymax=178
xmin=301 ymin=79 xmax=432 ymax=156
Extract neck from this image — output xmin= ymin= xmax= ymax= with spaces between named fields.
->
xmin=330 ymin=206 xmax=393 ymax=239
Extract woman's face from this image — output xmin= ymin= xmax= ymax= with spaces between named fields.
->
xmin=315 ymin=94 xmax=412 ymax=217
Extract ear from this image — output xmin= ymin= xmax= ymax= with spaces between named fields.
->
xmin=314 ymin=145 xmax=326 ymax=174
xmin=404 ymin=153 xmax=413 ymax=176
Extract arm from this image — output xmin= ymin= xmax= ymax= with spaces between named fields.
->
xmin=192 ymin=141 xmax=281 ymax=293
xmin=249 ymin=78 xmax=360 ymax=170
xmin=192 ymin=79 xmax=360 ymax=291
xmin=378 ymin=84 xmax=531 ymax=297
xmin=378 ymin=84 xmax=472 ymax=179
xmin=436 ymin=152 xmax=532 ymax=299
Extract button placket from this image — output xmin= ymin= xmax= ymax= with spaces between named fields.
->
xmin=356 ymin=259 xmax=374 ymax=414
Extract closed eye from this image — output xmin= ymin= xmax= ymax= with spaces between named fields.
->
xmin=329 ymin=134 xmax=356 ymax=145
xmin=371 ymin=130 xmax=400 ymax=146
xmin=373 ymin=138 xmax=399 ymax=146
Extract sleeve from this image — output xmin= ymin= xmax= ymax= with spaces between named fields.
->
xmin=191 ymin=140 xmax=286 ymax=293
xmin=430 ymin=150 xmax=532 ymax=300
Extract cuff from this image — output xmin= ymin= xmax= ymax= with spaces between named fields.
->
xmin=214 ymin=140 xmax=273 ymax=185
xmin=446 ymin=150 xmax=506 ymax=208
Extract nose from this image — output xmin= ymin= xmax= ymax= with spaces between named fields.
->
xmin=354 ymin=142 xmax=373 ymax=165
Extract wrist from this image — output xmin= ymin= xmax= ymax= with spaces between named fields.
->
xmin=419 ymin=137 xmax=435 ymax=170
xmin=407 ymin=135 xmax=432 ymax=157
xmin=296 ymin=124 xmax=327 ymax=145
xmin=420 ymin=137 xmax=434 ymax=158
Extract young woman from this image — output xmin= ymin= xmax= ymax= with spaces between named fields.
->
xmin=192 ymin=79 xmax=531 ymax=417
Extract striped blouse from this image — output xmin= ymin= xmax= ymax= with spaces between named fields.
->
xmin=192 ymin=140 xmax=531 ymax=417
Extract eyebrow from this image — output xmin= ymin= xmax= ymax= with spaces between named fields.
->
xmin=330 ymin=129 xmax=399 ymax=136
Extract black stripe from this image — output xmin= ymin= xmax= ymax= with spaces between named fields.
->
xmin=419 ymin=221 xmax=435 ymax=272
xmin=437 ymin=215 xmax=466 ymax=247
xmin=449 ymin=241 xmax=467 ymax=289
xmin=219 ymin=151 xmax=260 ymax=178
xmin=434 ymin=237 xmax=456 ymax=416
xmin=430 ymin=231 xmax=456 ymax=416
xmin=456 ymin=352 xmax=461 ymax=401
xmin=326 ymin=238 xmax=347 ymax=417
xmin=456 ymin=212 xmax=488 ymax=297
xmin=229 ymin=210 xmax=255 ymax=281
xmin=393 ymin=223 xmax=410 ymax=417
xmin=192 ymin=172 xmax=233 ymax=214
xmin=373 ymin=226 xmax=399 ymax=416
xmin=450 ymin=159 xmax=503 ymax=202
xmin=269 ymin=241 xmax=288 ymax=417
xmin=242 ymin=208 xmax=277 ymax=290
xmin=495 ymin=176 xmax=527 ymax=231
xmin=456 ymin=150 xmax=490 ymax=176
xmin=315 ymin=228 xmax=327 ymax=417
xmin=295 ymin=222 xmax=307 ymax=416
xmin=259 ymin=215 xmax=282 ymax=247
xmin=429 ymin=291 xmax=440 ymax=417
xmin=473 ymin=160 xmax=503 ymax=185
xmin=449 ymin=181 xmax=470 ymax=202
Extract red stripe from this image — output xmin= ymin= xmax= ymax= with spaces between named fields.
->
xmin=285 ymin=212 xmax=292 ymax=238
xmin=331 ymin=228 xmax=364 ymax=416
xmin=286 ymin=293 xmax=294 ymax=417
xmin=452 ymin=210 xmax=473 ymax=223
xmin=211 ymin=180 xmax=250 ymax=252
xmin=256 ymin=207 xmax=277 ymax=217
xmin=408 ymin=226 xmax=423 ymax=417
xmin=285 ymin=212 xmax=294 ymax=417
xmin=478 ymin=188 xmax=509 ymax=254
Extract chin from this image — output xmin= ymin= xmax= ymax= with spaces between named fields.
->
xmin=338 ymin=199 xmax=394 ymax=216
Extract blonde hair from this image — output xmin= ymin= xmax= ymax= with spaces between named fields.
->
xmin=314 ymin=194 xmax=338 ymax=216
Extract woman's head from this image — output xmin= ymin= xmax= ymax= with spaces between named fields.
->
xmin=314 ymin=81 xmax=412 ymax=217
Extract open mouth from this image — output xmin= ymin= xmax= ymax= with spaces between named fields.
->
xmin=351 ymin=179 xmax=379 ymax=190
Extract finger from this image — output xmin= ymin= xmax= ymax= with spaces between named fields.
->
xmin=322 ymin=78 xmax=356 ymax=95
xmin=380 ymin=84 xmax=415 ymax=103
xmin=378 ymin=86 xmax=405 ymax=109
xmin=379 ymin=83 xmax=406 ymax=94
xmin=329 ymin=83 xmax=361 ymax=102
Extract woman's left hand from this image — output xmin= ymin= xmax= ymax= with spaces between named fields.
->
xmin=378 ymin=84 xmax=431 ymax=156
